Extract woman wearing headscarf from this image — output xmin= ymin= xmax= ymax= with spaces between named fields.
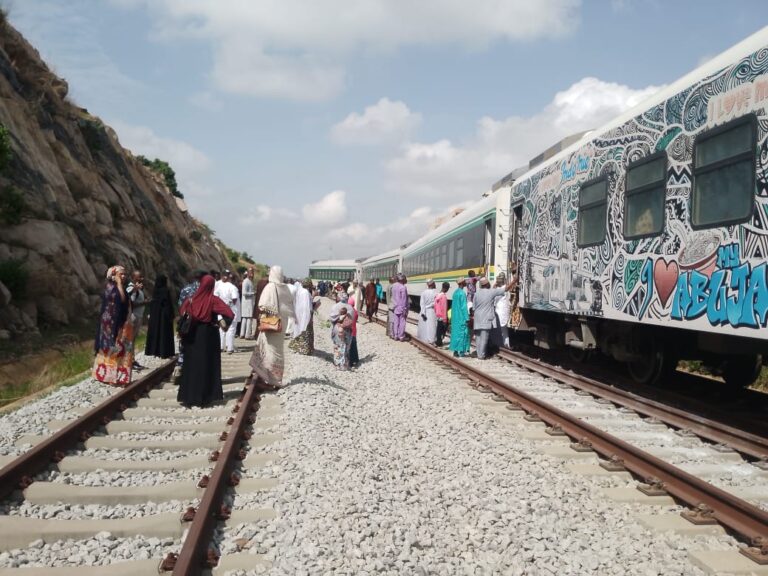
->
xmin=93 ymin=265 xmax=133 ymax=386
xmin=145 ymin=274 xmax=175 ymax=359
xmin=289 ymin=278 xmax=314 ymax=355
xmin=329 ymin=297 xmax=354 ymax=370
xmin=449 ymin=278 xmax=471 ymax=358
xmin=247 ymin=266 xmax=296 ymax=390
xmin=177 ymin=275 xmax=234 ymax=407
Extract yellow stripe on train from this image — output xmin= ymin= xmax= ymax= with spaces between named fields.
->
xmin=407 ymin=266 xmax=497 ymax=283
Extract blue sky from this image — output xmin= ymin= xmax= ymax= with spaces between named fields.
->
xmin=9 ymin=0 xmax=768 ymax=276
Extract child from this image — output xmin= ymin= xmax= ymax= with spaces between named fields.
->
xmin=332 ymin=307 xmax=354 ymax=370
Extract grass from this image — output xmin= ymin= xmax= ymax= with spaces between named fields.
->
xmin=678 ymin=359 xmax=768 ymax=392
xmin=0 ymin=324 xmax=150 ymax=408
xmin=0 ymin=342 xmax=92 ymax=407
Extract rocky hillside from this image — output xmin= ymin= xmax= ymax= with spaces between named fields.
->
xmin=0 ymin=17 xmax=233 ymax=340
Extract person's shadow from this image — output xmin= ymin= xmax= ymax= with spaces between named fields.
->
xmin=282 ymin=375 xmax=346 ymax=391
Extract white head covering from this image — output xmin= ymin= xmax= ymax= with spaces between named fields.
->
xmin=292 ymin=281 xmax=312 ymax=337
xmin=268 ymin=265 xmax=283 ymax=283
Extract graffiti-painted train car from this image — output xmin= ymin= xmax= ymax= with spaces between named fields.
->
xmin=510 ymin=26 xmax=768 ymax=386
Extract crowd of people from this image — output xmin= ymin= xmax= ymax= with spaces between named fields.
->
xmin=92 ymin=262 xmax=517 ymax=407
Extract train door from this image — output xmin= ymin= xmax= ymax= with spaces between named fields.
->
xmin=509 ymin=204 xmax=523 ymax=271
xmin=483 ymin=216 xmax=494 ymax=276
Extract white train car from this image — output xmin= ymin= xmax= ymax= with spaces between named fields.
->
xmin=360 ymin=247 xmax=401 ymax=302
xmin=509 ymin=26 xmax=768 ymax=386
xmin=308 ymin=259 xmax=360 ymax=284
xmin=401 ymin=187 xmax=512 ymax=302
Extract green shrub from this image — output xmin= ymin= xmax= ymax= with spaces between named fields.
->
xmin=0 ymin=259 xmax=28 ymax=299
xmin=242 ymin=252 xmax=255 ymax=264
xmin=139 ymin=156 xmax=184 ymax=198
xmin=0 ymin=186 xmax=25 ymax=225
xmin=0 ymin=124 xmax=12 ymax=171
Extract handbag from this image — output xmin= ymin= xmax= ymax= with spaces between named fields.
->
xmin=258 ymin=287 xmax=282 ymax=333
xmin=177 ymin=312 xmax=192 ymax=336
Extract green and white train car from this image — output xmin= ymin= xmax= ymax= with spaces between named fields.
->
xmin=360 ymin=248 xmax=401 ymax=302
xmin=308 ymin=259 xmax=360 ymax=284
xmin=400 ymin=187 xmax=512 ymax=302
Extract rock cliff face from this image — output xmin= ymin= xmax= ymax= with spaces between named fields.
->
xmin=0 ymin=19 xmax=230 ymax=339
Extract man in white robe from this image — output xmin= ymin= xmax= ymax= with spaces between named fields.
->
xmin=215 ymin=272 xmax=239 ymax=354
xmin=240 ymin=270 xmax=255 ymax=339
xmin=417 ymin=279 xmax=438 ymax=344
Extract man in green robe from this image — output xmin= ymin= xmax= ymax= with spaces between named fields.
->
xmin=449 ymin=278 xmax=470 ymax=357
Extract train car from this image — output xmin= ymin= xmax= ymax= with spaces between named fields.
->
xmin=360 ymin=248 xmax=401 ymax=302
xmin=509 ymin=26 xmax=768 ymax=386
xmin=401 ymin=187 xmax=512 ymax=303
xmin=308 ymin=259 xmax=360 ymax=284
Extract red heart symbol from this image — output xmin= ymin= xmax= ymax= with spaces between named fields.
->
xmin=654 ymin=258 xmax=679 ymax=308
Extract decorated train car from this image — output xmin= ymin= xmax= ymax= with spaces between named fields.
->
xmin=401 ymin=187 xmax=512 ymax=303
xmin=509 ymin=26 xmax=768 ymax=386
xmin=308 ymin=259 xmax=360 ymax=284
xmin=360 ymin=248 xmax=401 ymax=302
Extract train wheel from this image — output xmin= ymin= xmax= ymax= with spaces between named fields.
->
xmin=567 ymin=347 xmax=592 ymax=363
xmin=626 ymin=333 xmax=674 ymax=386
xmin=723 ymin=354 xmax=763 ymax=387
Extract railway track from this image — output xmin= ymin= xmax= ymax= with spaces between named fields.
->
xmin=0 ymin=348 xmax=277 ymax=575
xmin=370 ymin=309 xmax=768 ymax=567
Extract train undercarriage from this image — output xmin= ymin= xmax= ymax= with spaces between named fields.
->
xmin=517 ymin=309 xmax=766 ymax=387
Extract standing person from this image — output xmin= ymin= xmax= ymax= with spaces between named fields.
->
xmin=492 ymin=274 xmax=512 ymax=351
xmin=215 ymin=272 xmax=239 ymax=354
xmin=417 ymin=279 xmax=438 ymax=344
xmin=289 ymin=279 xmax=313 ymax=355
xmin=177 ymin=275 xmax=234 ymax=407
xmin=175 ymin=270 xmax=206 ymax=375
xmin=449 ymin=278 xmax=471 ymax=358
xmin=473 ymin=276 xmax=516 ymax=360
xmin=329 ymin=301 xmax=354 ymax=370
xmin=466 ymin=270 xmax=477 ymax=306
xmin=253 ymin=275 xmax=269 ymax=339
xmin=434 ymin=282 xmax=449 ymax=347
xmin=93 ymin=265 xmax=133 ymax=386
xmin=385 ymin=276 xmax=396 ymax=337
xmin=348 ymin=297 xmax=360 ymax=368
xmin=391 ymin=273 xmax=409 ymax=341
xmin=126 ymin=270 xmax=147 ymax=370
xmin=145 ymin=274 xmax=175 ymax=359
xmin=247 ymin=266 xmax=296 ymax=391
xmin=240 ymin=270 xmax=255 ymax=340
xmin=364 ymin=280 xmax=377 ymax=322
xmin=375 ymin=278 xmax=383 ymax=303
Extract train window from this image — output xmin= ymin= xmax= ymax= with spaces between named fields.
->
xmin=692 ymin=116 xmax=755 ymax=228
xmin=441 ymin=244 xmax=447 ymax=270
xmin=456 ymin=237 xmax=464 ymax=268
xmin=624 ymin=153 xmax=666 ymax=239
xmin=577 ymin=177 xmax=608 ymax=247
xmin=448 ymin=241 xmax=455 ymax=269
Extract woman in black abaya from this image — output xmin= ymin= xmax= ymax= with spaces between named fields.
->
xmin=145 ymin=275 xmax=176 ymax=358
xmin=177 ymin=275 xmax=234 ymax=407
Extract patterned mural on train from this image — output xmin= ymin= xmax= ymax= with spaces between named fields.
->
xmin=511 ymin=44 xmax=768 ymax=338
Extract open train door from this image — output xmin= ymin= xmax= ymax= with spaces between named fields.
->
xmin=509 ymin=203 xmax=523 ymax=328
xmin=483 ymin=216 xmax=494 ymax=277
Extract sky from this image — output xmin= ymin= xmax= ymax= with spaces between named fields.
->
xmin=7 ymin=0 xmax=768 ymax=276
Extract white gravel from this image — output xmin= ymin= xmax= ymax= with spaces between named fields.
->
xmin=0 ymin=351 xmax=169 ymax=455
xmin=217 ymin=304 xmax=738 ymax=575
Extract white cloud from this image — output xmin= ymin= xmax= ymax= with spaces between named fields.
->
xmin=114 ymin=0 xmax=581 ymax=100
xmin=386 ymin=77 xmax=663 ymax=200
xmin=238 ymin=205 xmax=298 ymax=225
xmin=331 ymin=98 xmax=422 ymax=145
xmin=109 ymin=120 xmax=212 ymax=203
xmin=302 ymin=190 xmax=348 ymax=226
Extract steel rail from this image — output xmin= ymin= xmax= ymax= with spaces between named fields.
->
xmin=496 ymin=348 xmax=768 ymax=460
xmin=0 ymin=358 xmax=177 ymax=501
xmin=170 ymin=379 xmax=260 ymax=575
xmin=406 ymin=336 xmax=768 ymax=544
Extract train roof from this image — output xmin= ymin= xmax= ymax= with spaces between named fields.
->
xmin=511 ymin=25 xmax=768 ymax=189
xmin=361 ymin=247 xmax=401 ymax=265
xmin=308 ymin=259 xmax=359 ymax=268
xmin=402 ymin=191 xmax=499 ymax=257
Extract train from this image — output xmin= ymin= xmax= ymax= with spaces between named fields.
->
xmin=308 ymin=259 xmax=360 ymax=284
xmin=309 ymin=26 xmax=768 ymax=387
